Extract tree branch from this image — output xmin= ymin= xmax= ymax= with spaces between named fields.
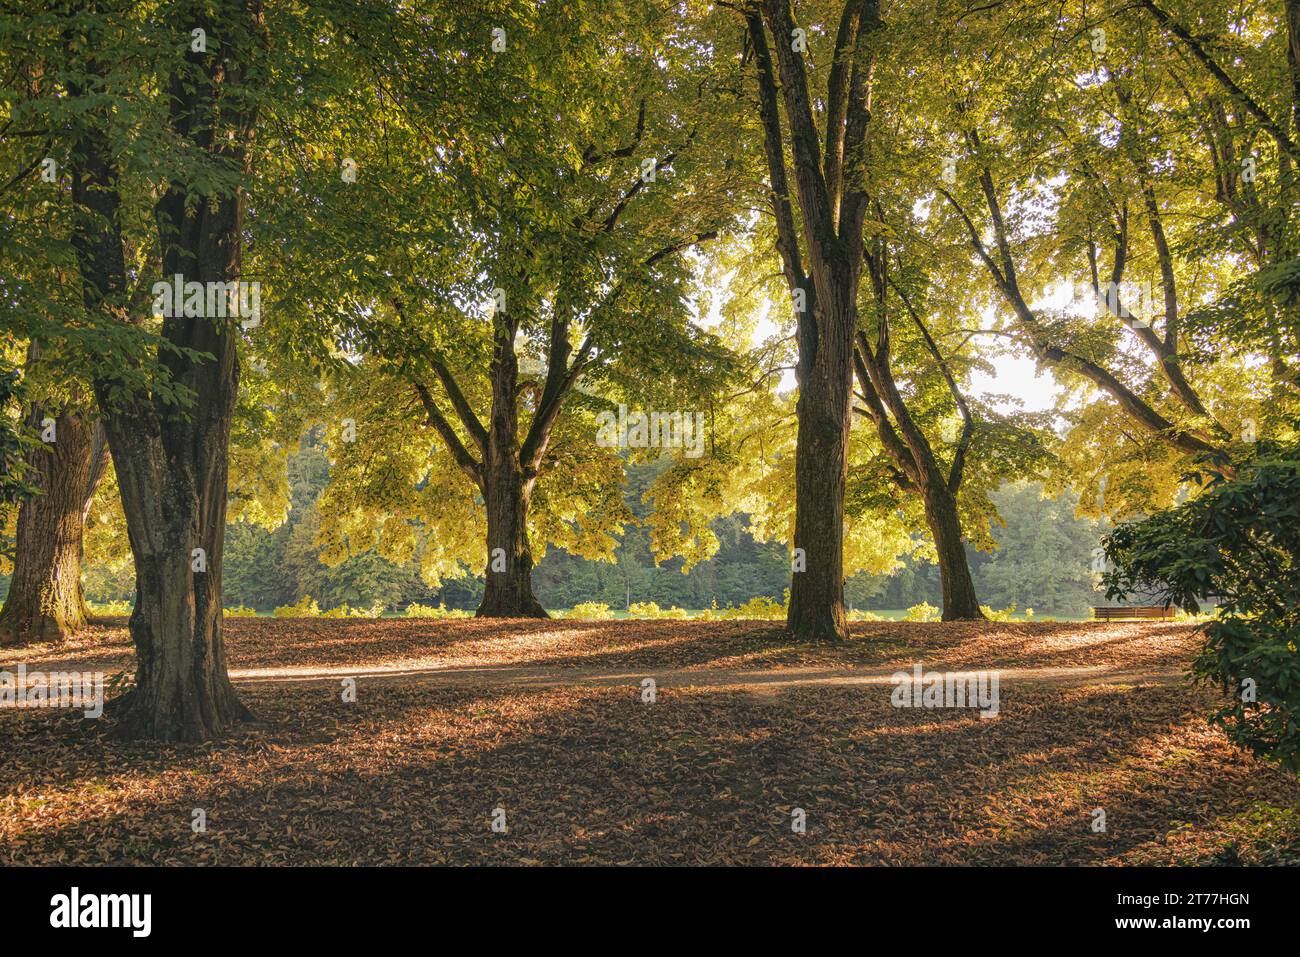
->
xmin=413 ymin=383 xmax=483 ymax=488
xmin=1140 ymin=0 xmax=1299 ymax=161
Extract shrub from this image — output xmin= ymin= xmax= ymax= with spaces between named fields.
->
xmin=562 ymin=602 xmax=612 ymax=620
xmin=86 ymin=599 xmax=133 ymax=616
xmin=319 ymin=602 xmax=384 ymax=619
xmin=627 ymin=601 xmax=689 ymax=619
xmin=903 ymin=602 xmax=940 ymax=622
xmin=272 ymin=597 xmax=320 ymax=618
xmin=404 ymin=603 xmax=472 ymax=619
xmin=223 ymin=606 xmax=259 ymax=618
xmin=1104 ymin=442 xmax=1300 ymax=772
xmin=710 ymin=592 xmax=788 ymax=620
xmin=847 ymin=609 xmax=884 ymax=621
xmin=979 ymin=603 xmax=1031 ymax=622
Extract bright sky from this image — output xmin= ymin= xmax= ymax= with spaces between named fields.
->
xmin=701 ymin=258 xmax=1091 ymax=418
xmin=970 ymin=350 xmax=1064 ymax=413
xmin=746 ymin=310 xmax=1067 ymax=415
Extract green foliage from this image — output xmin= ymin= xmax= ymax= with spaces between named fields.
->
xmin=268 ymin=597 xmax=385 ymax=619
xmin=404 ymin=603 xmax=472 ymax=620
xmin=977 ymin=483 xmax=1106 ymax=617
xmin=14 ymin=0 xmax=1290 ymax=641
xmin=980 ymin=604 xmax=1032 ymax=622
xmin=561 ymin=602 xmax=612 ymax=621
xmin=846 ymin=609 xmax=885 ymax=622
xmin=272 ymin=597 xmax=320 ymax=618
xmin=0 ymin=364 xmax=34 ymax=505
xmin=627 ymin=602 xmax=689 ymax=620
xmin=1105 ymin=442 xmax=1300 ymax=772
xmin=718 ymin=593 xmax=787 ymax=620
xmin=86 ymin=599 xmax=132 ymax=616
xmin=903 ymin=602 xmax=940 ymax=623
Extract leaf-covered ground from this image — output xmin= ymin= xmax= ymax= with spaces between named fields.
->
xmin=2 ymin=618 xmax=1298 ymax=865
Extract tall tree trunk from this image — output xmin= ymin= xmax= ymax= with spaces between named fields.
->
xmin=786 ymin=392 xmax=851 ymax=641
xmin=787 ymin=287 xmax=856 ymax=642
xmin=921 ymin=478 xmax=983 ymax=620
xmin=477 ymin=313 xmax=548 ymax=618
xmin=68 ymin=0 xmax=260 ymax=741
xmin=742 ymin=0 xmax=881 ymax=641
xmin=0 ymin=406 xmax=95 ymax=644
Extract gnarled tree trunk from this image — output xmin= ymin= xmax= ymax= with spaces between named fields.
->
xmin=106 ymin=401 xmax=247 ymax=741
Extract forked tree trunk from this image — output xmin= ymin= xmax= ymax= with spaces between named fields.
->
xmin=68 ymin=0 xmax=260 ymax=741
xmin=743 ymin=1 xmax=880 ymax=642
xmin=856 ymin=318 xmax=986 ymax=622
xmin=0 ymin=407 xmax=96 ymax=644
xmin=476 ymin=314 xmax=548 ymax=619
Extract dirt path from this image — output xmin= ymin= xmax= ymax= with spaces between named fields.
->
xmin=200 ymin=659 xmax=1186 ymax=691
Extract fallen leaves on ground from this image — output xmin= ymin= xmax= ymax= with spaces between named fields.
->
xmin=1 ymin=618 xmax=1297 ymax=865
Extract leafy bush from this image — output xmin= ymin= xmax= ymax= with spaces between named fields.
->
xmin=847 ymin=609 xmax=884 ymax=621
xmin=561 ymin=602 xmax=612 ymax=620
xmin=904 ymin=602 xmax=939 ymax=622
xmin=272 ymin=597 xmax=321 ymax=618
xmin=404 ymin=603 xmax=472 ymax=619
xmin=87 ymin=599 xmax=133 ymax=616
xmin=704 ymin=591 xmax=787 ymax=620
xmin=223 ymin=606 xmax=259 ymax=618
xmin=627 ymin=601 xmax=689 ymax=619
xmin=979 ymin=603 xmax=1032 ymax=622
xmin=319 ymin=602 xmax=384 ymax=619
xmin=1104 ymin=442 xmax=1300 ymax=772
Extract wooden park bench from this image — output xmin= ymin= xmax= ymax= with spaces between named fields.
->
xmin=1092 ymin=605 xmax=1176 ymax=621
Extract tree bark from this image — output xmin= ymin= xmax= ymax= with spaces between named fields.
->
xmin=922 ymin=478 xmax=983 ymax=620
xmin=478 ymin=457 xmax=548 ymax=618
xmin=786 ymin=335 xmax=853 ymax=641
xmin=477 ymin=313 xmax=548 ymax=618
xmin=786 ymin=273 xmax=859 ymax=641
xmin=0 ymin=406 xmax=95 ymax=644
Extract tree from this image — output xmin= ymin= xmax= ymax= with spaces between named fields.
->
xmin=927 ymin=0 xmax=1292 ymax=518
xmin=849 ymin=224 xmax=989 ymax=618
xmin=979 ymin=482 xmax=1104 ymax=618
xmin=0 ymin=361 xmax=32 ymax=506
xmin=54 ymin=0 xmax=267 ymax=740
xmin=0 ymin=378 xmax=107 ymax=644
xmin=726 ymin=0 xmax=885 ymax=640
xmin=259 ymin=0 xmax=744 ymax=617
xmin=0 ymin=31 xmax=113 ymax=643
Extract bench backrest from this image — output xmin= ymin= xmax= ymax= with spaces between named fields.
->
xmin=1092 ymin=606 xmax=1173 ymax=620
